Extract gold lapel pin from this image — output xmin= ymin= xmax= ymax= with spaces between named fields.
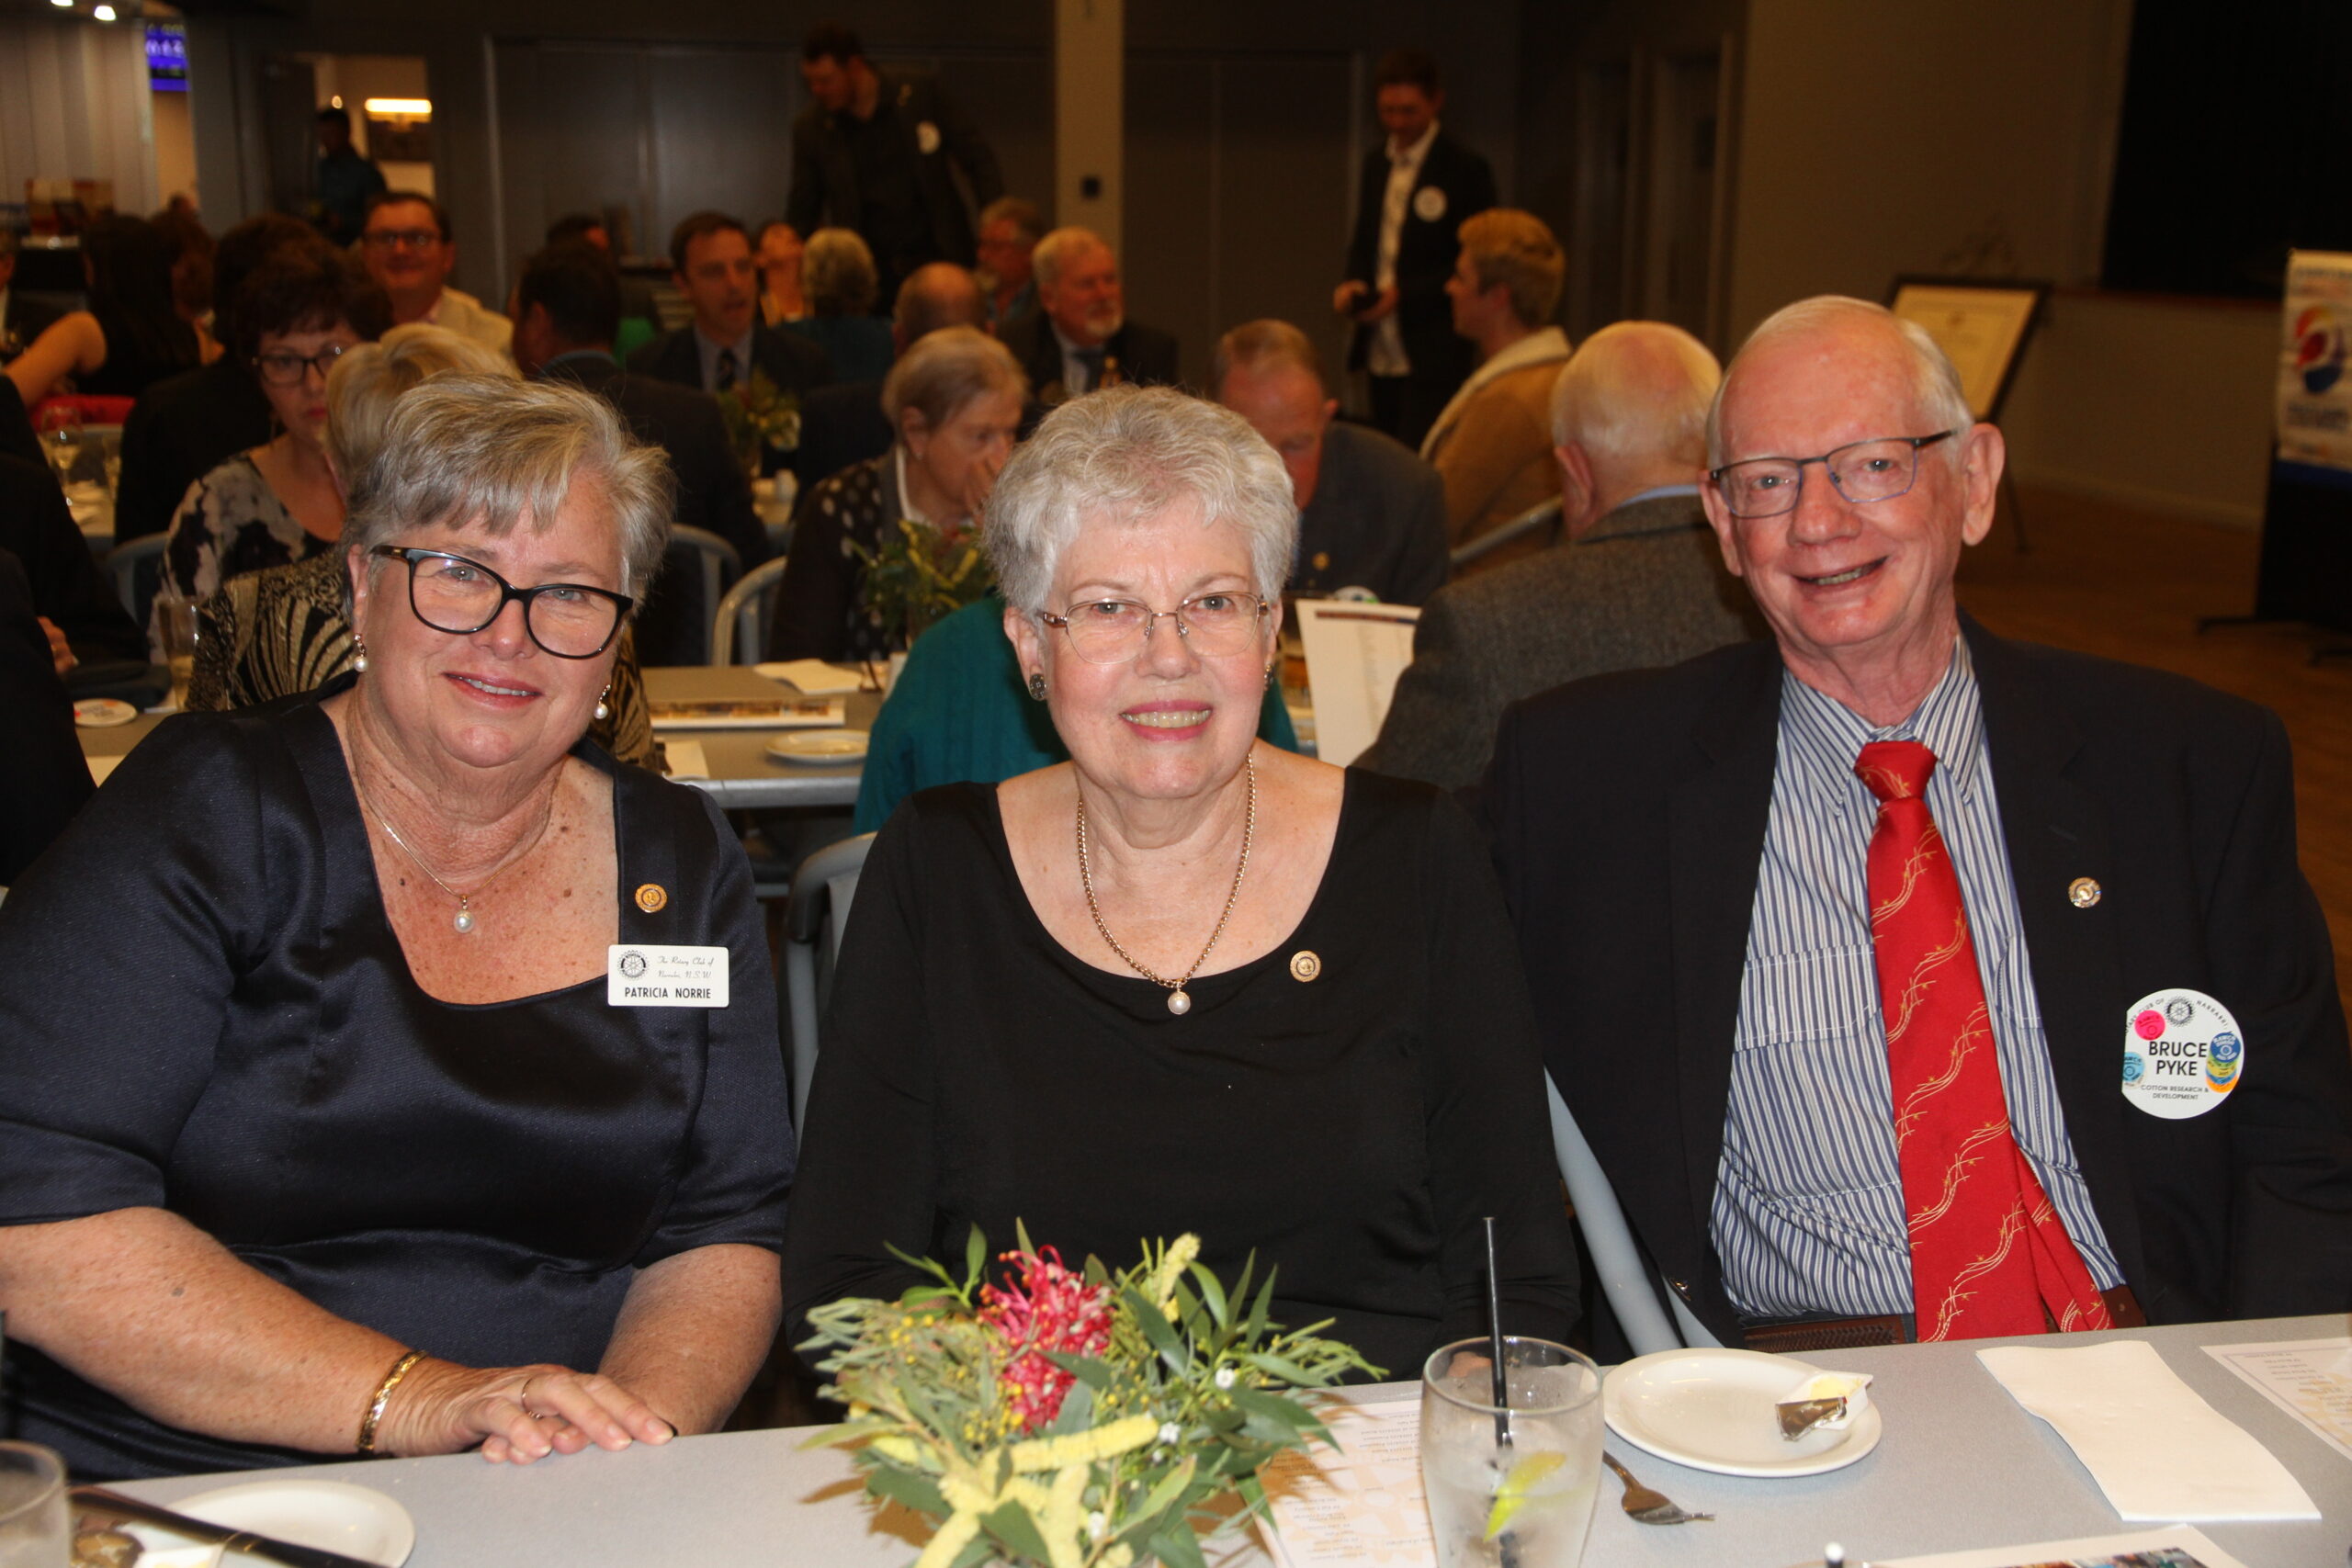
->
xmin=1290 ymin=951 xmax=1321 ymax=983
xmin=635 ymin=883 xmax=670 ymax=914
xmin=2067 ymin=876 xmax=2101 ymax=909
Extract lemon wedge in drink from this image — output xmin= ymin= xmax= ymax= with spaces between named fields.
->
xmin=1484 ymin=1450 xmax=1566 ymax=1540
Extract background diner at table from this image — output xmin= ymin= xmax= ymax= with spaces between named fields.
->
xmin=781 ymin=386 xmax=1579 ymax=1380
xmin=0 ymin=376 xmax=789 ymax=1481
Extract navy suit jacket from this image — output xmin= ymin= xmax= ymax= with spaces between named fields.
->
xmin=625 ymin=322 xmax=832 ymax=401
xmin=1484 ymin=616 xmax=2352 ymax=1342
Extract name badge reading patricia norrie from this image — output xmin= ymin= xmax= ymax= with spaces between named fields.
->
xmin=2121 ymin=987 xmax=2241 ymax=1119
xmin=607 ymin=944 xmax=729 ymax=1008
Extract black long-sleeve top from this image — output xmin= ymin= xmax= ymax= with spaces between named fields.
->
xmin=781 ymin=769 xmax=1579 ymax=1381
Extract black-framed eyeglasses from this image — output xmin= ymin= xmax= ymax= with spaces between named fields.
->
xmin=1037 ymin=592 xmax=1272 ymax=665
xmin=252 ymin=344 xmax=349 ymax=387
xmin=1708 ymin=431 xmax=1957 ymax=519
xmin=370 ymin=546 xmax=633 ymax=659
xmin=360 ymin=229 xmax=441 ymax=252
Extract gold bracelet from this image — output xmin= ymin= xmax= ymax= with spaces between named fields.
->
xmin=356 ymin=1348 xmax=426 ymax=1455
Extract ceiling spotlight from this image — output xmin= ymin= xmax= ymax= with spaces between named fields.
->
xmin=93 ymin=4 xmax=117 ymax=17
xmin=50 ymin=0 xmax=74 ymax=9
xmin=364 ymin=98 xmax=434 ymax=118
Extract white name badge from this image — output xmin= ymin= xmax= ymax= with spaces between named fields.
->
xmin=2121 ymin=987 xmax=2242 ymax=1119
xmin=607 ymin=944 xmax=729 ymax=1008
xmin=1412 ymin=186 xmax=1448 ymax=223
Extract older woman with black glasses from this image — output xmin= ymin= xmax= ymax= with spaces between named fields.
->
xmin=155 ymin=253 xmax=390 ymax=642
xmin=0 ymin=375 xmax=791 ymax=1481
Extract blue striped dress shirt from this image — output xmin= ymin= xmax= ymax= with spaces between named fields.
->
xmin=1710 ymin=637 xmax=2122 ymax=1320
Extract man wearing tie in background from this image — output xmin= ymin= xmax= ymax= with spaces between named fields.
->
xmin=628 ymin=211 xmax=833 ymax=404
xmin=1487 ymin=296 xmax=2352 ymax=1351
xmin=998 ymin=228 xmax=1178 ymax=408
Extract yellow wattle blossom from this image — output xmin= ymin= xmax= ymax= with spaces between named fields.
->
xmin=1008 ymin=1414 xmax=1159 ymax=1472
xmin=912 ymin=1509 xmax=978 ymax=1568
xmin=1041 ymin=1464 xmax=1090 ymax=1568
xmin=1147 ymin=1234 xmax=1202 ymax=1314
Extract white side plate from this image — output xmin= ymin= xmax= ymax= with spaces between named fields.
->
xmin=128 ymin=1478 xmax=417 ymax=1567
xmin=766 ymin=730 xmax=869 ymax=763
xmin=1602 ymin=1348 xmax=1883 ymax=1477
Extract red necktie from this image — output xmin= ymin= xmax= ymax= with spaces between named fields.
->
xmin=1855 ymin=740 xmax=2112 ymax=1340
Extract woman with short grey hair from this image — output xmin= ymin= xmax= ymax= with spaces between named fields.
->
xmin=783 ymin=227 xmax=893 ymax=384
xmin=0 ymin=373 xmax=791 ymax=1480
xmin=784 ymin=385 xmax=1580 ymax=1378
xmin=772 ymin=325 xmax=1027 ymax=660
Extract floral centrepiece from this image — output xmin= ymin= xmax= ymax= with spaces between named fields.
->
xmin=717 ymin=368 xmax=803 ymax=477
xmin=853 ymin=515 xmax=993 ymax=646
xmin=802 ymin=1228 xmax=1379 ymax=1568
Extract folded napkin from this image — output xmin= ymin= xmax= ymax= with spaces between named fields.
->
xmin=1976 ymin=1339 xmax=2318 ymax=1520
xmin=754 ymin=659 xmax=865 ymax=695
xmin=662 ymin=739 xmax=710 ymax=780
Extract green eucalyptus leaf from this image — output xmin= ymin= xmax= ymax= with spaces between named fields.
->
xmin=1238 ymin=1350 xmax=1319 ymax=1386
xmin=1133 ymin=1454 xmax=1198 ymax=1523
xmin=981 ymin=1500 xmax=1054 ymax=1564
xmin=1187 ymin=1263 xmax=1229 ymax=1328
xmin=865 ymin=1464 xmax=951 ymax=1518
xmin=1037 ymin=1349 xmax=1116 ymax=1390
xmin=1150 ymin=1522 xmax=1211 ymax=1568
xmin=965 ymin=1224 xmax=987 ymax=1288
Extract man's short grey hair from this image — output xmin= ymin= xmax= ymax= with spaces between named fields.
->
xmin=325 ymin=322 xmax=514 ymax=488
xmin=344 ymin=374 xmax=673 ymax=607
xmin=986 ymin=385 xmax=1297 ymax=616
xmin=1031 ymin=226 xmax=1111 ymax=294
xmin=1706 ymin=295 xmax=1973 ymax=470
xmin=1212 ymin=319 xmax=1326 ymax=395
xmin=892 ymin=262 xmax=989 ymax=342
xmin=880 ymin=325 xmax=1028 ymax=436
xmin=803 ymin=226 xmax=878 ymax=316
xmin=1551 ymin=321 xmax=1720 ymax=468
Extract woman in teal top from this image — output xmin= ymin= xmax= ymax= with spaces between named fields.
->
xmin=853 ymin=594 xmax=1300 ymax=833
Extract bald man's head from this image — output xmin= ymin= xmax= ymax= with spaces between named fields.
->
xmin=1550 ymin=321 xmax=1721 ymax=536
xmin=893 ymin=262 xmax=989 ymax=351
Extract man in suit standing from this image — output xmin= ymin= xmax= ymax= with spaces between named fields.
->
xmin=786 ymin=22 xmax=1003 ymax=309
xmin=358 ymin=192 xmax=511 ymax=355
xmin=628 ymin=211 xmax=833 ymax=409
xmin=1487 ymin=296 xmax=2352 ymax=1349
xmin=999 ymin=227 xmax=1178 ymax=407
xmin=1213 ymin=319 xmax=1445 ymax=606
xmin=1334 ymin=50 xmax=1495 ymax=453
xmin=1361 ymin=321 xmax=1759 ymax=791
xmin=793 ymin=261 xmax=989 ymax=492
xmin=0 ymin=231 xmax=62 ymax=364
xmin=514 ymin=242 xmax=766 ymax=666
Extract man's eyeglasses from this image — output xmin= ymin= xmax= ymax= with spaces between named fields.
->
xmin=1709 ymin=432 xmax=1957 ymax=519
xmin=361 ymin=229 xmax=441 ymax=252
xmin=1038 ymin=593 xmax=1271 ymax=665
xmin=370 ymin=547 xmax=633 ymax=659
xmin=252 ymin=345 xmax=348 ymax=387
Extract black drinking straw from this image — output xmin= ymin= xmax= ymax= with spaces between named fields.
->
xmin=1484 ymin=1215 xmax=1510 ymax=1449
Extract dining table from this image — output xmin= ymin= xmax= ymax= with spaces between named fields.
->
xmin=108 ymin=1314 xmax=2352 ymax=1568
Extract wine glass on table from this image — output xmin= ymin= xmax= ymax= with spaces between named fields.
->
xmin=36 ymin=403 xmax=82 ymax=487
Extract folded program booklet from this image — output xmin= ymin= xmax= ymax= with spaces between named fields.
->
xmin=648 ymin=695 xmax=847 ymax=730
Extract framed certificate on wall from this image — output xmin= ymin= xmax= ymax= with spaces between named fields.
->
xmin=1887 ymin=277 xmax=2050 ymax=421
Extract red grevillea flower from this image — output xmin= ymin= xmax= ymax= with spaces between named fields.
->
xmin=978 ymin=1247 xmax=1114 ymax=1433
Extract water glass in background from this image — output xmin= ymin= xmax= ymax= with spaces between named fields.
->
xmin=0 ymin=1442 xmax=67 ymax=1568
xmin=35 ymin=407 xmax=80 ymax=487
xmin=1420 ymin=1337 xmax=1601 ymax=1568
xmin=155 ymin=590 xmax=198 ymax=710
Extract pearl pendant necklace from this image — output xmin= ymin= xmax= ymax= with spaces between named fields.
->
xmin=1076 ymin=753 xmax=1256 ymax=1016
xmin=357 ymin=777 xmax=555 ymax=936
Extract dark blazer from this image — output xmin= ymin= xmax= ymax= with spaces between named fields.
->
xmin=1358 ymin=492 xmax=1762 ymax=791
xmin=791 ymin=378 xmax=893 ymax=494
xmin=1292 ymin=421 xmax=1447 ymax=605
xmin=538 ymin=352 xmax=767 ymax=668
xmin=0 ymin=455 xmax=145 ymax=669
xmin=625 ymin=321 xmax=833 ymax=401
xmin=0 ymin=547 xmax=93 ymax=886
xmin=1341 ymin=129 xmax=1494 ymax=389
xmin=786 ymin=72 xmax=1004 ymax=271
xmin=0 ymin=376 xmax=42 ymax=468
xmin=2 ymin=291 xmax=62 ymax=360
xmin=999 ymin=312 xmax=1181 ymax=408
xmin=1484 ymin=615 xmax=2352 ymax=1343
xmin=113 ymin=359 xmax=275 ymax=543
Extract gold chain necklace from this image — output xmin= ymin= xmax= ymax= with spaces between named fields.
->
xmin=356 ymin=775 xmax=557 ymax=935
xmin=1076 ymin=753 xmax=1256 ymax=1016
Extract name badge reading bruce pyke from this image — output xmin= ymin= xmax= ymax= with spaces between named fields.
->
xmin=607 ymin=944 xmax=730 ymax=1008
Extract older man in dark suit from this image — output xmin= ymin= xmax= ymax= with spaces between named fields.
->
xmin=999 ymin=228 xmax=1178 ymax=407
xmin=628 ymin=212 xmax=832 ymax=408
xmin=515 ymin=242 xmax=765 ymax=666
xmin=1333 ymin=50 xmax=1495 ymax=452
xmin=1488 ymin=296 xmax=2352 ymax=1350
xmin=1360 ymin=321 xmax=1758 ymax=790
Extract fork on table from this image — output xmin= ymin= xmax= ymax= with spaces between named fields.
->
xmin=1601 ymin=1450 xmax=1714 ymax=1525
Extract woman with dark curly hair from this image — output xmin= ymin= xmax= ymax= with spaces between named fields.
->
xmin=154 ymin=254 xmax=390 ymax=642
xmin=4 ymin=214 xmax=205 ymax=404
